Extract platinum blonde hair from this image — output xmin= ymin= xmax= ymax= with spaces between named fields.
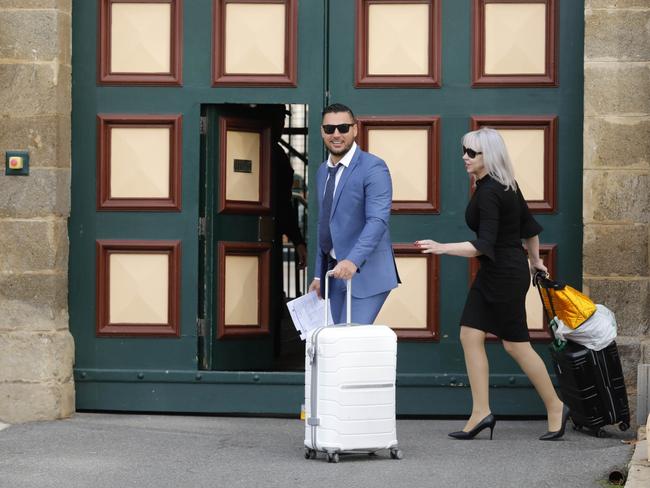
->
xmin=462 ymin=127 xmax=517 ymax=192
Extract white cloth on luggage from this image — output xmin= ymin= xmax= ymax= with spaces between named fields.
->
xmin=552 ymin=304 xmax=617 ymax=351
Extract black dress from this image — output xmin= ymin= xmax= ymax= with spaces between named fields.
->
xmin=459 ymin=175 xmax=543 ymax=342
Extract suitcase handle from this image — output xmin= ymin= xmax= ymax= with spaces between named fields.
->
xmin=533 ymin=271 xmax=566 ymax=351
xmin=324 ymin=270 xmax=352 ymax=326
xmin=533 ymin=271 xmax=559 ymax=324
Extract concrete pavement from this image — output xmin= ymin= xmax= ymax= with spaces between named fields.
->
xmin=0 ymin=413 xmax=640 ymax=488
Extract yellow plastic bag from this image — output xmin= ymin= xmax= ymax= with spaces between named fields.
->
xmin=535 ymin=274 xmax=597 ymax=329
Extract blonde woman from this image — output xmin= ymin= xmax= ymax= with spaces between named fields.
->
xmin=416 ymin=128 xmax=568 ymax=441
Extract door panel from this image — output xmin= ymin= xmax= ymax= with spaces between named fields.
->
xmin=218 ymin=116 xmax=272 ymax=214
xmin=326 ymin=0 xmax=584 ymax=414
xmin=202 ymin=105 xmax=276 ymax=371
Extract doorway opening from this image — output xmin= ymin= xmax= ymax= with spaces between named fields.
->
xmin=276 ymin=103 xmax=310 ymax=370
xmin=199 ymin=103 xmax=310 ymax=372
xmin=279 ymin=104 xmax=309 ymax=302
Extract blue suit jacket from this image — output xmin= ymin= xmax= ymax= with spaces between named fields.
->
xmin=315 ymin=148 xmax=399 ymax=298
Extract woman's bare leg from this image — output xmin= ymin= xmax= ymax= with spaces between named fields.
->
xmin=460 ymin=326 xmax=491 ymax=431
xmin=502 ymin=340 xmax=564 ymax=431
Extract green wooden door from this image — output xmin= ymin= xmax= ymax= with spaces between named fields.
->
xmin=326 ymin=0 xmax=584 ymax=415
xmin=70 ymin=0 xmax=583 ymax=415
xmin=70 ymin=0 xmax=326 ymax=413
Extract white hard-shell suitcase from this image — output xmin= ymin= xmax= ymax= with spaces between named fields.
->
xmin=304 ymin=271 xmax=402 ymax=463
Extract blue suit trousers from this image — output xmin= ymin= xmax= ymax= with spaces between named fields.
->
xmin=327 ymin=276 xmax=390 ymax=325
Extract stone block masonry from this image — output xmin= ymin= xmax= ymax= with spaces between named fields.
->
xmin=584 ymin=1 xmax=650 ymax=426
xmin=0 ymin=1 xmax=74 ymax=423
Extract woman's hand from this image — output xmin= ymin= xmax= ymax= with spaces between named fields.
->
xmin=529 ymin=258 xmax=548 ymax=275
xmin=415 ymin=239 xmax=446 ymax=255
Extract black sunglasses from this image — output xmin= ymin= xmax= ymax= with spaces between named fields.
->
xmin=322 ymin=123 xmax=354 ymax=135
xmin=462 ymin=146 xmax=482 ymax=159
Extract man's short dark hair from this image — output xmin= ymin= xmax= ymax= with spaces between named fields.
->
xmin=322 ymin=103 xmax=355 ymax=121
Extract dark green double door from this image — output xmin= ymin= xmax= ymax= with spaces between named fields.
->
xmin=70 ymin=0 xmax=584 ymax=415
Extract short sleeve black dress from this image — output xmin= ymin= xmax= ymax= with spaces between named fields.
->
xmin=459 ymin=175 xmax=543 ymax=342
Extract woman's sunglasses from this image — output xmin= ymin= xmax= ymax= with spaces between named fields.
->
xmin=322 ymin=123 xmax=354 ymax=135
xmin=462 ymin=146 xmax=482 ymax=159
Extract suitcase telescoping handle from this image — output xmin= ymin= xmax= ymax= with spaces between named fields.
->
xmin=324 ymin=270 xmax=352 ymax=327
xmin=533 ymin=270 xmax=558 ymax=324
xmin=533 ymin=270 xmax=566 ymax=351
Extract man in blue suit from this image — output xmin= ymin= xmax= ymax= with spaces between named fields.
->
xmin=308 ymin=103 xmax=399 ymax=324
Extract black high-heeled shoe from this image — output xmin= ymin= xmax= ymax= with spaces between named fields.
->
xmin=448 ymin=413 xmax=496 ymax=440
xmin=539 ymin=404 xmax=570 ymax=441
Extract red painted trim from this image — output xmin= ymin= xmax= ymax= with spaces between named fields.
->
xmin=216 ymin=241 xmax=272 ymax=339
xmin=97 ymin=114 xmax=183 ymax=212
xmin=212 ymin=0 xmax=297 ymax=87
xmin=472 ymin=0 xmax=557 ymax=87
xmin=217 ymin=115 xmax=271 ymax=215
xmin=98 ymin=0 xmax=183 ymax=86
xmin=389 ymin=244 xmax=439 ymax=341
xmin=96 ymin=240 xmax=182 ymax=337
xmin=470 ymin=115 xmax=558 ymax=213
xmin=355 ymin=0 xmax=441 ymax=88
xmin=356 ymin=116 xmax=440 ymax=214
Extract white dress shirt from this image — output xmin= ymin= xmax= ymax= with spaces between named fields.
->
xmin=323 ymin=142 xmax=357 ymax=260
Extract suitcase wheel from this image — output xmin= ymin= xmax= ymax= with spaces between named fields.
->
xmin=390 ymin=448 xmax=403 ymax=460
xmin=327 ymin=452 xmax=340 ymax=463
xmin=618 ymin=422 xmax=630 ymax=432
xmin=304 ymin=448 xmax=317 ymax=460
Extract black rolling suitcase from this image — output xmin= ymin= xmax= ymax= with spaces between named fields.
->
xmin=534 ymin=273 xmax=631 ymax=437
xmin=550 ymin=340 xmax=630 ymax=436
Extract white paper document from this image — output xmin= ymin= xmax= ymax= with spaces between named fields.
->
xmin=286 ymin=291 xmax=333 ymax=340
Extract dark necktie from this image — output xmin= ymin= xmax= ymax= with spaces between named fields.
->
xmin=318 ymin=164 xmax=341 ymax=255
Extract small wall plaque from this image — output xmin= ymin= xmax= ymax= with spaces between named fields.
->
xmin=234 ymin=159 xmax=252 ymax=173
xmin=5 ymin=151 xmax=29 ymax=176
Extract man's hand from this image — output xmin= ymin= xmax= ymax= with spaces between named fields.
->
xmin=330 ymin=259 xmax=357 ymax=280
xmin=295 ymin=243 xmax=307 ymax=269
xmin=308 ymin=279 xmax=321 ymax=298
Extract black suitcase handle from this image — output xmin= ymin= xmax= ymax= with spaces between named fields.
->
xmin=533 ymin=271 xmax=566 ymax=351
xmin=533 ymin=271 xmax=566 ymax=291
xmin=533 ymin=271 xmax=558 ymax=323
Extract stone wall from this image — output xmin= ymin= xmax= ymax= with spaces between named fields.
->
xmin=0 ymin=0 xmax=74 ymax=422
xmin=584 ymin=0 xmax=650 ymax=422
